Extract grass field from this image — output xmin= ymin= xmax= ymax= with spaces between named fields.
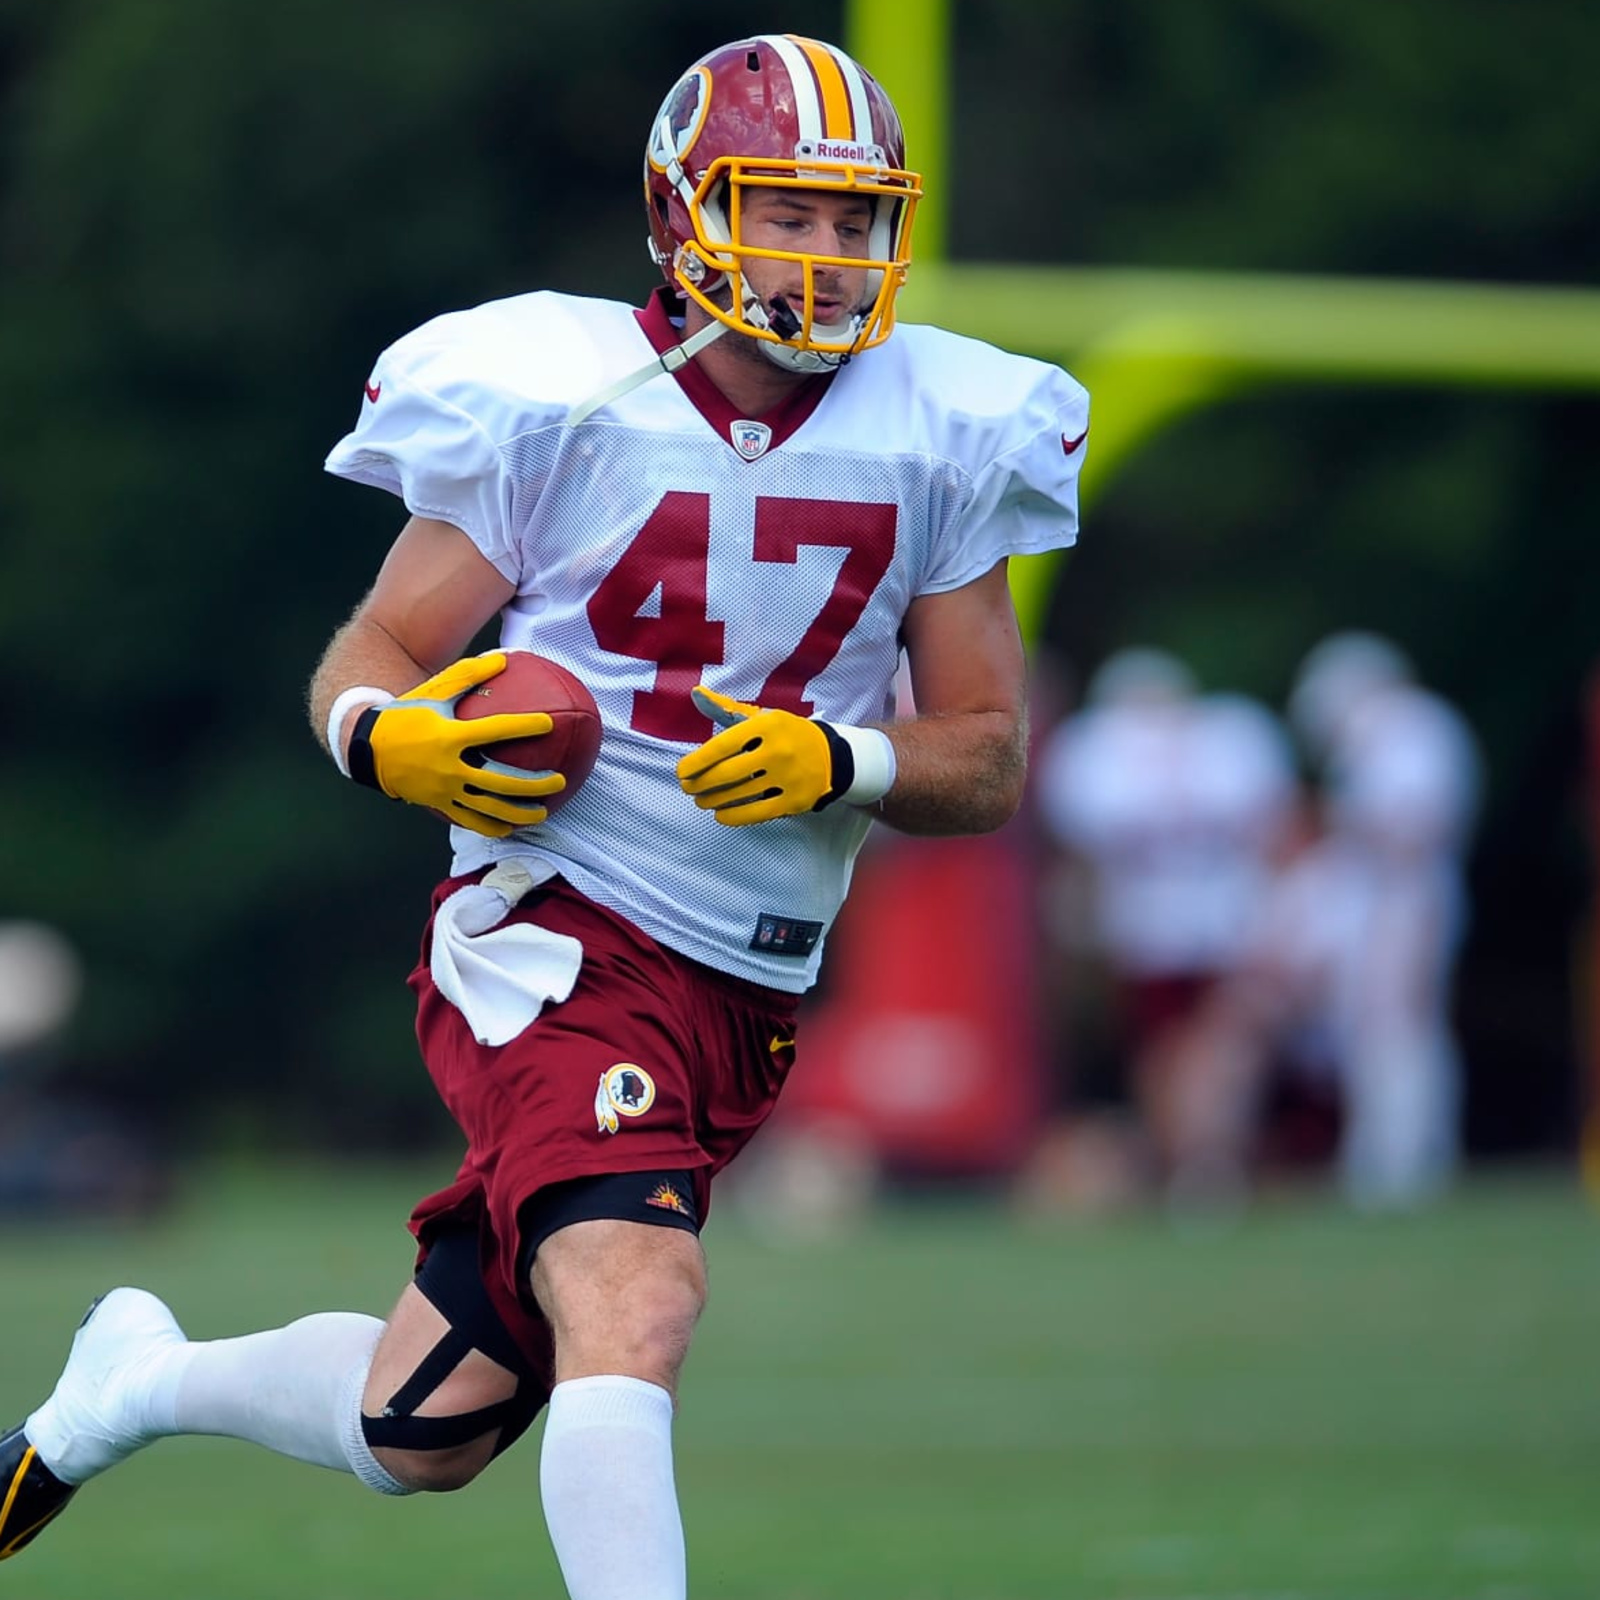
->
xmin=1 ymin=1160 xmax=1597 ymax=1599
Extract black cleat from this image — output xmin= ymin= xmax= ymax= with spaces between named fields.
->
xmin=0 ymin=1425 xmax=77 ymax=1560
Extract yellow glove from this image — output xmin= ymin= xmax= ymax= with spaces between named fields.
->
xmin=676 ymin=685 xmax=894 ymax=827
xmin=347 ymin=653 xmax=565 ymax=838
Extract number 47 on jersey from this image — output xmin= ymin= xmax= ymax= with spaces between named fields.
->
xmin=587 ymin=490 xmax=897 ymax=743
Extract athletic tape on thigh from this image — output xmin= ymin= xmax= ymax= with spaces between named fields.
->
xmin=360 ymin=1327 xmax=520 ymax=1452
xmin=413 ymin=1226 xmax=536 ymax=1378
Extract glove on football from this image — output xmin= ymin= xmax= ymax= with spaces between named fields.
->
xmin=676 ymin=685 xmax=857 ymax=826
xmin=347 ymin=653 xmax=565 ymax=838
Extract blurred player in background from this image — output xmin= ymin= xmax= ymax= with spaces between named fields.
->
xmin=2 ymin=34 xmax=1088 ymax=1598
xmin=1027 ymin=648 xmax=1297 ymax=1206
xmin=1145 ymin=631 xmax=1483 ymax=1213
xmin=1276 ymin=631 xmax=1482 ymax=1206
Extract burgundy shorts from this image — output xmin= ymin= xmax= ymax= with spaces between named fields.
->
xmin=1117 ymin=972 xmax=1217 ymax=1052
xmin=405 ymin=870 xmax=800 ymax=1369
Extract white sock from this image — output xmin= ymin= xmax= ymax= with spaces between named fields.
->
xmin=154 ymin=1312 xmax=407 ymax=1492
xmin=539 ymin=1376 xmax=684 ymax=1600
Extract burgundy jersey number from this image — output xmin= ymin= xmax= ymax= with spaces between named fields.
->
xmin=587 ymin=492 xmax=897 ymax=742
xmin=584 ymin=491 xmax=724 ymax=742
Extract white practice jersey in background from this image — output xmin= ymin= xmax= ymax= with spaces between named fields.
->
xmin=1037 ymin=691 xmax=1298 ymax=976
xmin=326 ymin=289 xmax=1086 ymax=990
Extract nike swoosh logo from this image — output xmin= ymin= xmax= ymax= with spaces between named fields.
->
xmin=769 ymin=1035 xmax=793 ymax=1055
xmin=364 ymin=380 xmax=382 ymax=403
xmin=1061 ymin=429 xmax=1088 ymax=455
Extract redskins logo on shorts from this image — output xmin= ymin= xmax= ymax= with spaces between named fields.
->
xmin=595 ymin=1063 xmax=657 ymax=1135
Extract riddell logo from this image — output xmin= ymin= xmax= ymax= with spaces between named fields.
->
xmin=796 ymin=139 xmax=885 ymax=166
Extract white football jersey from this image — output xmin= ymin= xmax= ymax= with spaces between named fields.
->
xmin=1037 ymin=692 xmax=1296 ymax=974
xmin=326 ymin=289 xmax=1087 ymax=990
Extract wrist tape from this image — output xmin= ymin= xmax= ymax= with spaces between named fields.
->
xmin=326 ymin=685 xmax=391 ymax=781
xmin=347 ymin=705 xmax=387 ymax=793
xmin=814 ymin=724 xmax=896 ymax=810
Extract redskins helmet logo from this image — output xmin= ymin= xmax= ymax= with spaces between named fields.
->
xmin=595 ymin=1063 xmax=657 ymax=1135
xmin=647 ymin=66 xmax=710 ymax=179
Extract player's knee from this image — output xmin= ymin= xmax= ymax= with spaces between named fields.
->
xmin=359 ymin=1361 xmax=539 ymax=1493
xmin=615 ymin=1278 xmax=703 ymax=1383
xmin=370 ymin=1434 xmax=495 ymax=1495
xmin=539 ymin=1236 xmax=707 ymax=1387
xmin=633 ymin=1257 xmax=707 ymax=1355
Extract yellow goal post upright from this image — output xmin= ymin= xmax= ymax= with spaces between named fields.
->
xmin=845 ymin=0 xmax=1600 ymax=1184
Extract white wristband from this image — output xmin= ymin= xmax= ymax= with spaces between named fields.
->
xmin=835 ymin=724 xmax=897 ymax=806
xmin=325 ymin=685 xmax=392 ymax=778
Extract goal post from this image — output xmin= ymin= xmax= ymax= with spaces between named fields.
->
xmin=901 ymin=261 xmax=1600 ymax=640
xmin=845 ymin=0 xmax=1600 ymax=640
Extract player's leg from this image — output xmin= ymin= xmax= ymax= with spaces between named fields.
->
xmin=359 ymin=1225 xmax=547 ymax=1493
xmin=1338 ymin=1028 xmax=1460 ymax=1208
xmin=1 ymin=1288 xmax=190 ymax=1558
xmin=1 ymin=1285 xmax=386 ymax=1560
xmin=123 ymin=1224 xmax=543 ymax=1498
xmin=0 ymin=1231 xmax=545 ymax=1560
xmin=524 ymin=1177 xmax=709 ymax=1600
xmin=405 ymin=878 xmax=794 ymax=1599
xmin=531 ymin=1205 xmax=707 ymax=1393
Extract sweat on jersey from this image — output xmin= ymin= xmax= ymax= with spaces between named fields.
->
xmin=325 ymin=288 xmax=1087 ymax=992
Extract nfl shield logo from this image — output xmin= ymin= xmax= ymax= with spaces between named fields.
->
xmin=731 ymin=420 xmax=773 ymax=461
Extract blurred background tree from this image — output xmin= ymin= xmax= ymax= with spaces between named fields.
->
xmin=0 ymin=0 xmax=1591 ymax=1159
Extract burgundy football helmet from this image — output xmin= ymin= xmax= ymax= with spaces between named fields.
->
xmin=645 ymin=34 xmax=922 ymax=371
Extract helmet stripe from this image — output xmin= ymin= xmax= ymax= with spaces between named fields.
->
xmin=787 ymin=35 xmax=855 ymax=139
xmin=762 ymin=34 xmax=824 ymax=140
xmin=834 ymin=50 xmax=877 ymax=146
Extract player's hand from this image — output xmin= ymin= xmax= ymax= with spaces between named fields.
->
xmin=349 ymin=653 xmax=566 ymax=837
xmin=676 ymin=685 xmax=847 ymax=826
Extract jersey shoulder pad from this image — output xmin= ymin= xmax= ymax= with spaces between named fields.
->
xmin=878 ymin=323 xmax=1089 ymax=468
xmin=372 ymin=291 xmax=642 ymax=439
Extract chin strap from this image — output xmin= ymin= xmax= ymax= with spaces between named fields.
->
xmin=565 ymin=317 xmax=732 ymax=427
xmin=766 ymin=295 xmax=803 ymax=340
xmin=748 ymin=292 xmax=864 ymax=374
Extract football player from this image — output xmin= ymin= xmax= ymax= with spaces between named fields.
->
xmin=1 ymin=34 xmax=1088 ymax=1596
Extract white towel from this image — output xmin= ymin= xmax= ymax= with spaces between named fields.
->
xmin=429 ymin=858 xmax=583 ymax=1046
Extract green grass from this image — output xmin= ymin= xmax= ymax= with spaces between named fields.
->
xmin=1 ymin=1162 xmax=1597 ymax=1598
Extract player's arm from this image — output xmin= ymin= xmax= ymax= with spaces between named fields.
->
xmin=310 ymin=515 xmax=510 ymax=760
xmin=875 ymin=557 xmax=1028 ymax=836
xmin=678 ymin=558 xmax=1029 ymax=836
xmin=309 ymin=515 xmax=562 ymax=834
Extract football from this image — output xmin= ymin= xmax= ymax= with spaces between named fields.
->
xmin=456 ymin=650 xmax=603 ymax=813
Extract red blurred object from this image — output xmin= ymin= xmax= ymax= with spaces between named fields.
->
xmin=782 ymin=829 xmax=1045 ymax=1179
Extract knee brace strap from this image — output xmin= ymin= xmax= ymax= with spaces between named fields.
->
xmin=360 ymin=1327 xmax=518 ymax=1453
